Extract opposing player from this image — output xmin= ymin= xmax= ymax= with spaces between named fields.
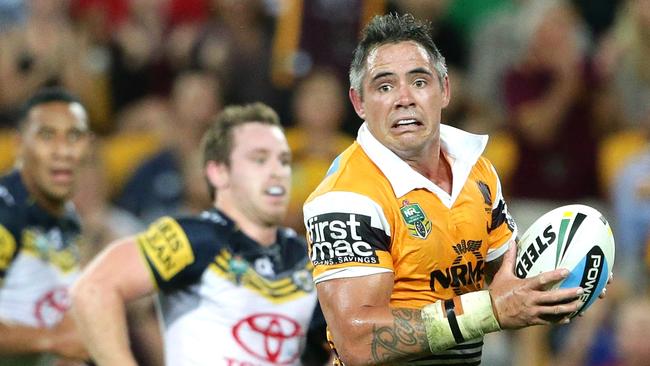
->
xmin=303 ymin=13 xmax=587 ymax=365
xmin=71 ymin=103 xmax=324 ymax=365
xmin=0 ymin=88 xmax=91 ymax=365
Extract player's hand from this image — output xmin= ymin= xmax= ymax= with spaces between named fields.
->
xmin=49 ymin=313 xmax=90 ymax=361
xmin=487 ymin=243 xmax=583 ymax=329
xmin=598 ymin=272 xmax=613 ymax=300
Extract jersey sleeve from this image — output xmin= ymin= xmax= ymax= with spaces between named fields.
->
xmin=0 ymin=191 xmax=19 ymax=281
xmin=303 ymin=191 xmax=393 ymax=284
xmin=136 ymin=216 xmax=217 ymax=291
xmin=483 ymin=160 xmax=518 ymax=261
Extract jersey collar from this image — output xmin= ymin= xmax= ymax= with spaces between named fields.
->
xmin=356 ymin=123 xmax=488 ymax=206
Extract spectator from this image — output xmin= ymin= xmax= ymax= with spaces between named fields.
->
xmin=503 ymin=0 xmax=601 ymax=201
xmin=0 ymin=0 xmax=84 ymax=126
xmin=115 ymin=70 xmax=219 ymax=223
xmin=611 ymin=113 xmax=650 ymax=289
xmin=284 ymin=68 xmax=353 ymax=234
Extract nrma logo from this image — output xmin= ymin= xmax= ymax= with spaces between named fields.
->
xmin=306 ymin=213 xmax=380 ymax=266
xmin=430 ymin=240 xmax=484 ymax=295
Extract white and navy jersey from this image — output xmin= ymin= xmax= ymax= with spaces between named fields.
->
xmin=0 ymin=170 xmax=82 ymax=366
xmin=136 ymin=209 xmax=319 ymax=366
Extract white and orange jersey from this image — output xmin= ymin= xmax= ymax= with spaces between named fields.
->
xmin=303 ymin=123 xmax=517 ymax=365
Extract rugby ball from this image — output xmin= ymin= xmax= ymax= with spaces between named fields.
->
xmin=515 ymin=204 xmax=615 ymax=317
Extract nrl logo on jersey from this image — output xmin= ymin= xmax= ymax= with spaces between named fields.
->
xmin=400 ymin=200 xmax=432 ymax=239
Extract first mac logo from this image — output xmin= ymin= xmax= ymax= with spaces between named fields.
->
xmin=306 ymin=213 xmax=379 ymax=266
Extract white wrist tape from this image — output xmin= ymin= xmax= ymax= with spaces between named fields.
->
xmin=420 ymin=290 xmax=501 ymax=353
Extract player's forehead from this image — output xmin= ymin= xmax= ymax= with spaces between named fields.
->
xmin=365 ymin=41 xmax=433 ymax=75
xmin=26 ymin=101 xmax=89 ymax=132
xmin=231 ymin=122 xmax=288 ymax=153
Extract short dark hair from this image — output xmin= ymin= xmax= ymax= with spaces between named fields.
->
xmin=349 ymin=13 xmax=447 ymax=95
xmin=18 ymin=87 xmax=85 ymax=130
xmin=201 ymin=102 xmax=282 ymax=199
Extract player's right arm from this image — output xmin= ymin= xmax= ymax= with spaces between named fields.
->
xmin=317 ymin=244 xmax=584 ymax=366
xmin=317 ymin=271 xmax=430 ymax=365
xmin=0 ymin=313 xmax=87 ymax=359
xmin=70 ymin=236 xmax=154 ymax=366
xmin=306 ymin=192 xmax=585 ymax=366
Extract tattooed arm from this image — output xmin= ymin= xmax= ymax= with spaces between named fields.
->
xmin=316 ymin=272 xmax=430 ymax=365
xmin=316 ymin=245 xmax=584 ymax=366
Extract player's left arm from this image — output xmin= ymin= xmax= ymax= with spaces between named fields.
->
xmin=485 ymin=252 xmax=505 ymax=284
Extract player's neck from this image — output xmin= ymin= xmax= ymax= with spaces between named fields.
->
xmin=237 ymin=221 xmax=277 ymax=247
xmin=402 ymin=146 xmax=453 ymax=195
xmin=20 ymin=171 xmax=66 ymax=217
xmin=217 ymin=203 xmax=278 ymax=247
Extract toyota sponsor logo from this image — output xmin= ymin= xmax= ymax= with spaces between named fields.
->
xmin=34 ymin=287 xmax=69 ymax=327
xmin=232 ymin=313 xmax=303 ymax=364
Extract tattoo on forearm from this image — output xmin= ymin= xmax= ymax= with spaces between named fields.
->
xmin=370 ymin=308 xmax=430 ymax=364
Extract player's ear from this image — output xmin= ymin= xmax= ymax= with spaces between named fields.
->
xmin=349 ymin=88 xmax=366 ymax=120
xmin=441 ymin=75 xmax=451 ymax=108
xmin=205 ymin=160 xmax=230 ymax=190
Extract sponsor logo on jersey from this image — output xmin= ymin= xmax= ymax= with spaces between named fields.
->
xmin=138 ymin=217 xmax=195 ymax=280
xmin=34 ymin=287 xmax=69 ymax=327
xmin=400 ymin=200 xmax=432 ymax=239
xmin=22 ymin=228 xmax=80 ymax=273
xmin=430 ymin=240 xmax=484 ymax=295
xmin=0 ymin=224 xmax=16 ymax=270
xmin=292 ymin=269 xmax=314 ymax=292
xmin=306 ymin=213 xmax=380 ymax=266
xmin=232 ymin=313 xmax=303 ymax=364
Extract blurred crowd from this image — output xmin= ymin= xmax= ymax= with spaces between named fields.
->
xmin=0 ymin=0 xmax=649 ymax=365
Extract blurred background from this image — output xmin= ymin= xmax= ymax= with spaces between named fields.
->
xmin=0 ymin=0 xmax=649 ymax=365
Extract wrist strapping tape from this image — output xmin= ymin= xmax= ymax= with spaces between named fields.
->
xmin=420 ymin=290 xmax=501 ymax=353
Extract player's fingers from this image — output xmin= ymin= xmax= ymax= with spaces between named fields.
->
xmin=528 ymin=268 xmax=569 ymax=289
xmin=536 ymin=287 xmax=583 ymax=305
xmin=599 ymin=287 xmax=607 ymax=299
xmin=538 ymin=299 xmax=582 ymax=317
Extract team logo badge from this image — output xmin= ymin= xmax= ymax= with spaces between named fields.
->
xmin=400 ymin=200 xmax=432 ymax=239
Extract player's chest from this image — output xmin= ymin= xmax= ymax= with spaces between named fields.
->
xmin=202 ymin=249 xmax=316 ymax=306
xmin=390 ymin=187 xmax=492 ymax=261
xmin=19 ymin=225 xmax=81 ymax=273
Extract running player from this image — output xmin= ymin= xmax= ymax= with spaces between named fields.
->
xmin=303 ymin=13 xmax=587 ymax=365
xmin=71 ymin=102 xmax=325 ymax=365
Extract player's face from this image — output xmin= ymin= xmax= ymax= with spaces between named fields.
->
xmin=351 ymin=41 xmax=450 ymax=160
xmin=225 ymin=122 xmax=292 ymax=226
xmin=19 ymin=101 xmax=91 ymax=208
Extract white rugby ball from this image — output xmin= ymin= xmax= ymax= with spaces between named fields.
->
xmin=515 ymin=204 xmax=615 ymax=317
